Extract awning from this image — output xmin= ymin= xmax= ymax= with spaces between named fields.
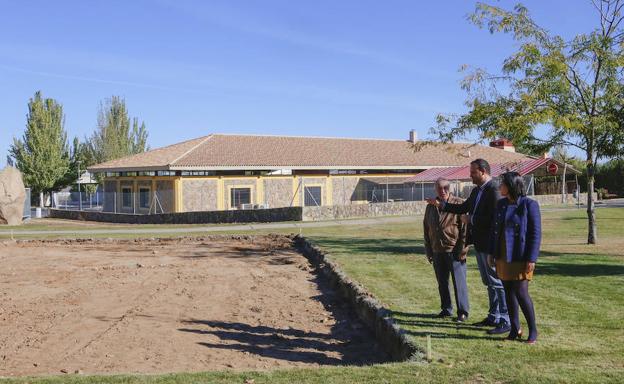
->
xmin=404 ymin=158 xmax=580 ymax=183
xmin=360 ymin=177 xmax=411 ymax=185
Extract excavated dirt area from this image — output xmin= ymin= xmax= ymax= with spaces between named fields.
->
xmin=0 ymin=235 xmax=385 ymax=377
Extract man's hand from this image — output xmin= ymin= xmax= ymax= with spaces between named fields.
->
xmin=526 ymin=262 xmax=536 ymax=273
xmin=460 ymin=214 xmax=470 ymax=225
xmin=425 ymin=197 xmax=440 ymax=207
xmin=487 ymin=254 xmax=495 ymax=268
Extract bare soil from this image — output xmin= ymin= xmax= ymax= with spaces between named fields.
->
xmin=0 ymin=236 xmax=384 ymax=376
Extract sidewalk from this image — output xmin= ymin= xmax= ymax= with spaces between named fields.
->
xmin=0 ymin=215 xmax=418 ymax=237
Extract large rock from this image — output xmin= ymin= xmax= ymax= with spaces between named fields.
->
xmin=0 ymin=167 xmax=26 ymax=225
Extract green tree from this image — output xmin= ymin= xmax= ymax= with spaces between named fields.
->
xmin=87 ymin=96 xmax=148 ymax=166
xmin=595 ymin=158 xmax=624 ymax=196
xmin=432 ymin=1 xmax=624 ymax=244
xmin=9 ymin=91 xmax=70 ymax=207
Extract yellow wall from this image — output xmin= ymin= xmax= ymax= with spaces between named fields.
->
xmin=105 ymin=173 xmax=419 ymax=212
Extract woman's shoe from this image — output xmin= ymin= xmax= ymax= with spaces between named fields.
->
xmin=526 ymin=330 xmax=538 ymax=344
xmin=504 ymin=328 xmax=523 ymax=341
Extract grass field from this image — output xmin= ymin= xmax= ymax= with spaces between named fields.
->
xmin=1 ymin=208 xmax=623 ymax=383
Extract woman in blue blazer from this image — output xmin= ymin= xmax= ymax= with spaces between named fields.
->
xmin=488 ymin=171 xmax=541 ymax=344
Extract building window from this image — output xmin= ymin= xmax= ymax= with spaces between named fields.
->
xmin=156 ymin=171 xmax=175 ymax=176
xmin=139 ymin=187 xmax=150 ymax=209
xmin=304 ymin=186 xmax=322 ymax=206
xmin=121 ymin=187 xmax=133 ymax=208
xmin=231 ymin=188 xmax=251 ymax=208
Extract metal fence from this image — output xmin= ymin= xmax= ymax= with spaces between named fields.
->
xmin=52 ymin=189 xmax=176 ymax=214
xmin=23 ymin=188 xmax=31 ymax=219
xmin=52 ymin=191 xmax=104 ymax=211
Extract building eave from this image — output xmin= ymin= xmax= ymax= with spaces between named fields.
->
xmin=90 ymin=164 xmax=450 ymax=173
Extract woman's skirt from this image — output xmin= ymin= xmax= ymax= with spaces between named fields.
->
xmin=496 ymin=257 xmax=533 ymax=281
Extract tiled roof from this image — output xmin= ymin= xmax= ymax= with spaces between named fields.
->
xmin=89 ymin=134 xmax=531 ymax=172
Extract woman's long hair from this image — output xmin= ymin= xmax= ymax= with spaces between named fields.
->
xmin=501 ymin=171 xmax=526 ymax=201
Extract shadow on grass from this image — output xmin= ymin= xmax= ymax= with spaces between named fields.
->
xmin=536 ymin=261 xmax=624 ymax=276
xmin=311 ymin=236 xmax=425 ymax=256
xmin=404 ymin=329 xmax=497 ymax=341
xmin=389 ymin=311 xmax=498 ymax=340
xmin=390 ymin=311 xmax=486 ymax=331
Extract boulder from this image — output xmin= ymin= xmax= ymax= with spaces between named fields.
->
xmin=0 ymin=167 xmax=27 ymax=225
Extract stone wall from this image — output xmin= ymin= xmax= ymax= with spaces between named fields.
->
xmin=50 ymin=206 xmax=302 ymax=224
xmin=331 ymin=176 xmax=361 ymax=205
xmin=302 ymin=201 xmax=428 ymax=221
xmin=532 ymin=192 xmax=592 ymax=206
xmin=294 ymin=236 xmax=423 ymax=361
xmin=156 ymin=180 xmax=175 ymax=213
xmin=263 ymin=178 xmax=293 ymax=208
xmin=182 ymin=179 xmax=218 ymax=211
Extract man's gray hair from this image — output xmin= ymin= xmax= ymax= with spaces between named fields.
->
xmin=435 ymin=177 xmax=450 ymax=187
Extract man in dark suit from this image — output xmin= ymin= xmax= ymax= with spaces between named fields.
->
xmin=426 ymin=158 xmax=510 ymax=334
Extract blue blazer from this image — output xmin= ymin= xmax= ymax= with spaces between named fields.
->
xmin=489 ymin=196 xmax=542 ymax=263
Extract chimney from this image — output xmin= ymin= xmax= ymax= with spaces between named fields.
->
xmin=489 ymin=138 xmax=515 ymax=152
xmin=409 ymin=129 xmax=418 ymax=144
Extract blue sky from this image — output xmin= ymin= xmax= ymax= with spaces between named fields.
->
xmin=0 ymin=0 xmax=596 ymax=167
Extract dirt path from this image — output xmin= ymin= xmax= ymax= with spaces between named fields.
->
xmin=0 ymin=236 xmax=384 ymax=376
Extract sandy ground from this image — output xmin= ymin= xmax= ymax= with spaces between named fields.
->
xmin=0 ymin=236 xmax=384 ymax=377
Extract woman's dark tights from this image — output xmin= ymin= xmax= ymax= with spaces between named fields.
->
xmin=502 ymin=280 xmax=537 ymax=341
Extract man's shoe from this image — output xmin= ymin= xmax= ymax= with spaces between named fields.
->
xmin=487 ymin=321 xmax=511 ymax=335
xmin=436 ymin=310 xmax=452 ymax=318
xmin=473 ymin=317 xmax=497 ymax=327
xmin=456 ymin=313 xmax=468 ymax=323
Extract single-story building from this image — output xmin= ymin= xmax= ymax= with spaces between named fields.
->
xmin=88 ymin=132 xmax=532 ymax=214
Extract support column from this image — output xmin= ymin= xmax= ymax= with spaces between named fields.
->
xmin=325 ymin=176 xmax=333 ymax=206
xmin=256 ymin=177 xmax=264 ymax=205
xmin=217 ymin=177 xmax=224 ymax=210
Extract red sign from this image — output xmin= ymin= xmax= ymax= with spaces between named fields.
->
xmin=547 ymin=163 xmax=558 ymax=175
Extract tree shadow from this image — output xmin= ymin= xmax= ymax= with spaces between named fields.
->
xmin=177 ymin=272 xmax=387 ymax=366
xmin=311 ymin=237 xmax=426 ymax=256
xmin=535 ymin=259 xmax=624 ymax=277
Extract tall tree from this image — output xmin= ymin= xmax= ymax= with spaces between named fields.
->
xmin=54 ymin=137 xmax=94 ymax=191
xmin=431 ymin=1 xmax=624 ymax=244
xmin=9 ymin=91 xmax=70 ymax=206
xmin=87 ymin=96 xmax=148 ymax=165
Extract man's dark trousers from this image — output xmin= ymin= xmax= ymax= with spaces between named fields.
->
xmin=432 ymin=251 xmax=469 ymax=316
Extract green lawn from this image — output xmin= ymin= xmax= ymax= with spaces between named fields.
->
xmin=1 ymin=208 xmax=623 ymax=383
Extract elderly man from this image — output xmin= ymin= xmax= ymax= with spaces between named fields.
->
xmin=426 ymin=159 xmax=510 ymax=334
xmin=423 ymin=177 xmax=470 ymax=322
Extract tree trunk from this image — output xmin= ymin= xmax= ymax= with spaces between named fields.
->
xmin=39 ymin=191 xmax=44 ymax=209
xmin=586 ymin=161 xmax=597 ymax=244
